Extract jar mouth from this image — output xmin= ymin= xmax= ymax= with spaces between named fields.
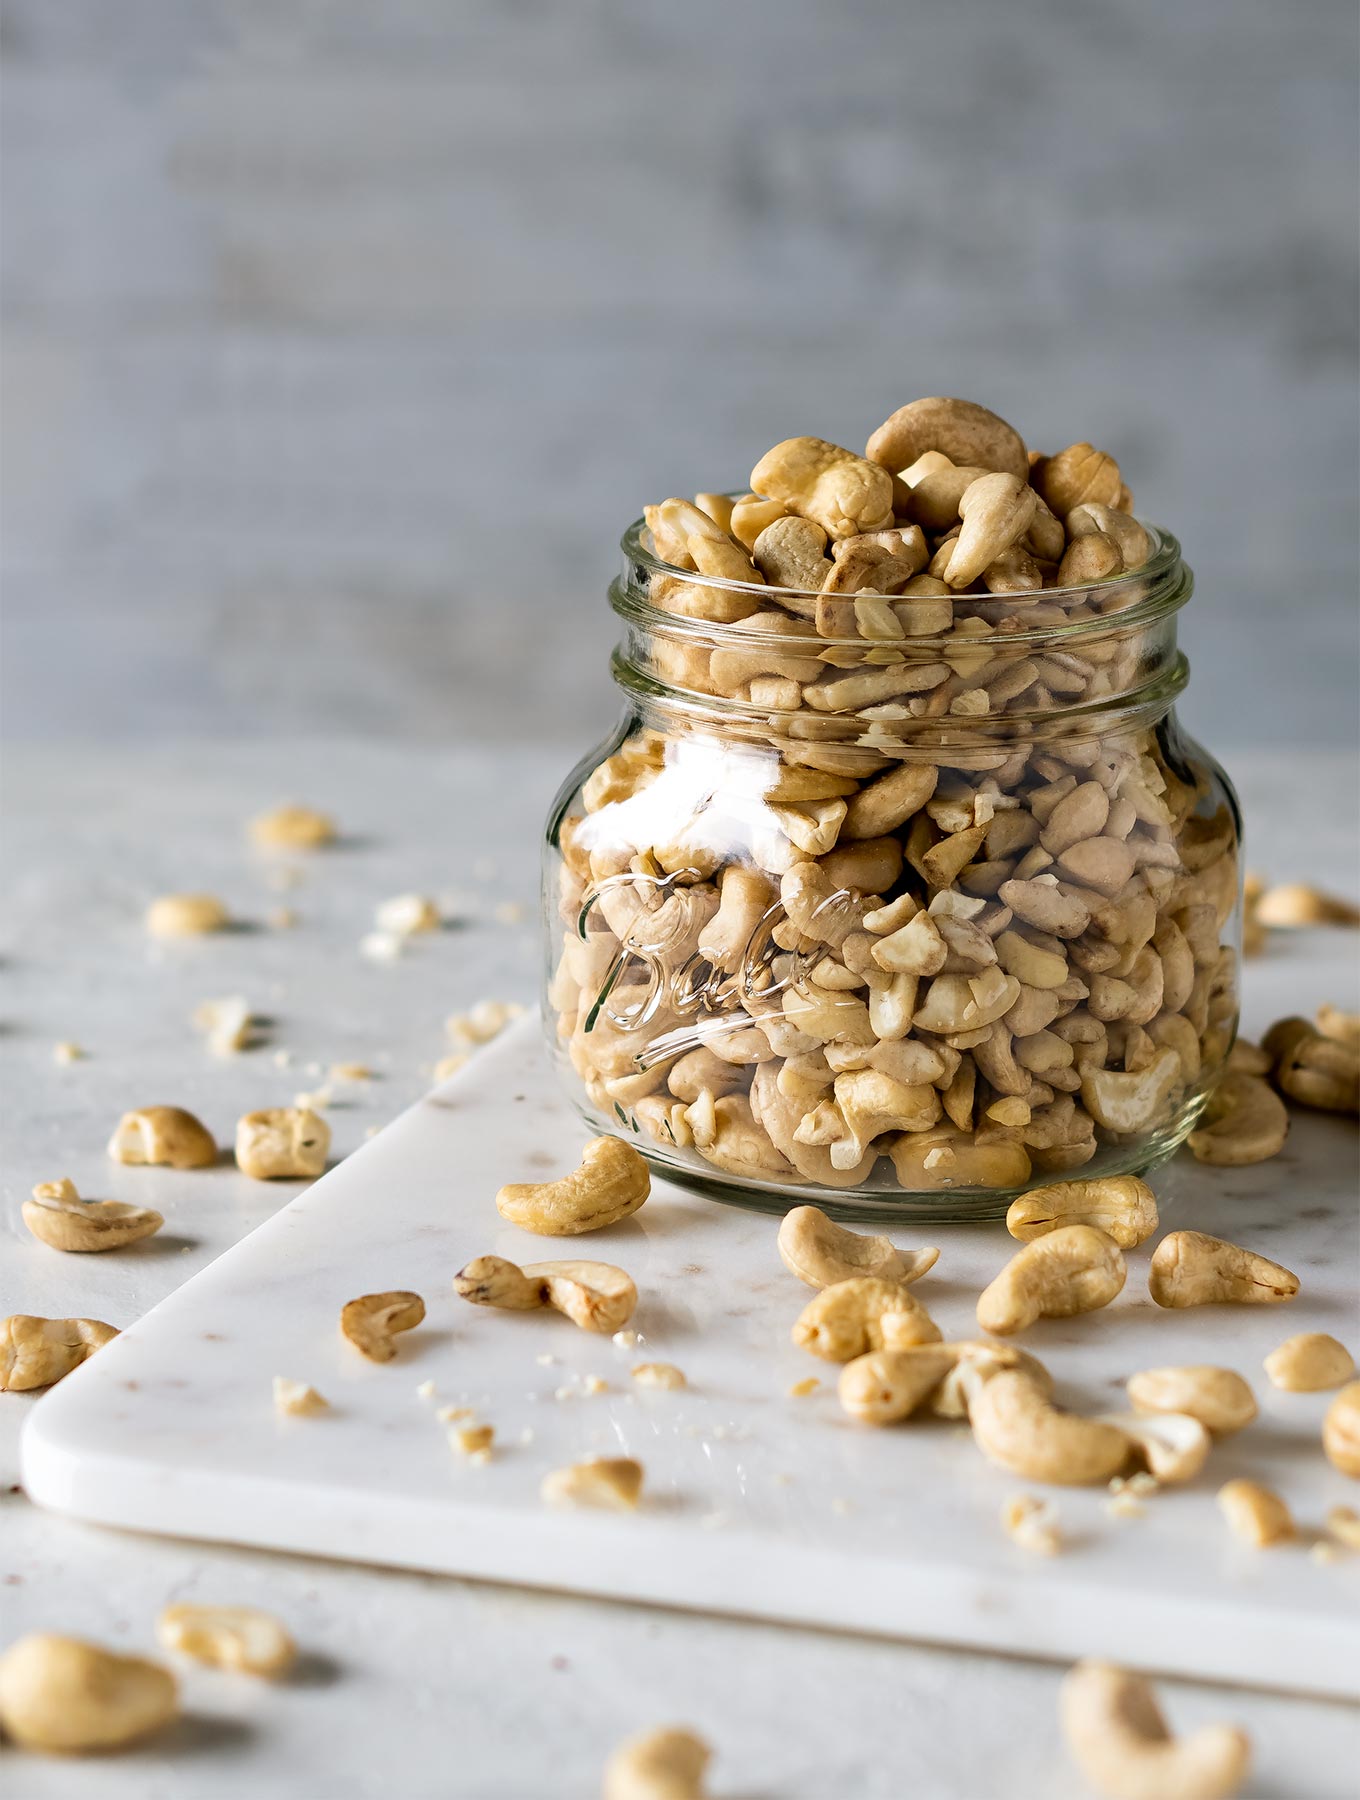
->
xmin=616 ymin=511 xmax=1190 ymax=652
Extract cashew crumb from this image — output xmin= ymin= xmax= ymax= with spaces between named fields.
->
xmin=415 ymin=1380 xmax=437 ymax=1400
xmin=432 ymin=1053 xmax=469 ymax=1084
xmin=1218 ymin=1478 xmax=1295 ymax=1547
xmin=359 ymin=931 xmax=404 ymax=963
xmin=1001 ymin=1493 xmax=1061 ymax=1555
xmin=146 ymin=893 xmax=229 ymax=938
xmin=193 ymin=996 xmax=253 ymax=1056
xmin=1327 ymin=1505 xmax=1360 ymax=1550
xmin=52 ymin=1042 xmax=86 ymax=1065
xmin=612 ymin=1329 xmax=640 ymax=1349
xmin=541 ymin=1457 xmax=643 ymax=1511
xmin=375 ymin=894 xmax=441 ymax=936
xmin=493 ymin=899 xmax=527 ymax=925
xmin=249 ymin=804 xmax=335 ymax=850
xmin=1104 ymin=1490 xmax=1146 ymax=1520
xmin=272 ymin=1049 xmax=293 ymax=1068
xmin=554 ymin=1384 xmax=576 ymax=1402
xmin=293 ymin=1088 xmax=333 ymax=1111
xmin=445 ymin=999 xmax=525 ymax=1046
xmin=267 ymin=906 xmax=298 ymax=929
xmin=583 ymin=1375 xmax=610 ymax=1395
xmin=788 ymin=1377 xmax=821 ymax=1398
xmin=1311 ymin=1541 xmax=1340 ymax=1566
xmin=1126 ymin=1471 xmax=1160 ymax=1497
xmin=436 ymin=1405 xmax=475 ymax=1423
xmin=273 ymin=1377 xmax=328 ymax=1416
xmin=632 ymin=1363 xmax=687 ymax=1391
xmin=328 ymin=1062 xmax=373 ymax=1083
xmin=451 ymin=1424 xmax=494 ymax=1457
xmin=536 ymin=1353 xmax=559 ymax=1367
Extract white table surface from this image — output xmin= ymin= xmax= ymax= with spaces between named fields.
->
xmin=2 ymin=739 xmax=1357 ymax=1800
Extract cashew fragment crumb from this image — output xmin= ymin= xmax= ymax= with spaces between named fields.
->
xmin=249 ymin=803 xmax=336 ymax=850
xmin=1104 ymin=1490 xmax=1146 ymax=1521
xmin=415 ymin=1379 xmax=437 ymax=1400
xmin=339 ymin=1290 xmax=426 ymax=1362
xmin=193 ymin=995 xmax=254 ymax=1055
xmin=360 ymin=930 xmax=404 ymax=963
xmin=0 ymin=1634 xmax=179 ymax=1754
xmin=1001 ymin=1493 xmax=1060 ymax=1556
xmin=52 ymin=1041 xmax=86 ymax=1064
xmin=1217 ymin=1478 xmax=1294 ymax=1547
xmin=1326 ymin=1505 xmax=1360 ymax=1549
xmin=156 ymin=1604 xmax=296 ymax=1677
xmin=293 ymin=1087 xmax=333 ymax=1111
xmin=451 ymin=1423 xmax=495 ymax=1457
xmin=446 ymin=999 xmax=525 ymax=1046
xmin=273 ymin=1376 xmax=328 ymax=1416
xmin=374 ymin=893 xmax=442 ymax=936
xmin=267 ymin=906 xmax=298 ymax=929
xmin=612 ymin=1329 xmax=640 ymax=1349
xmin=583 ymin=1375 xmax=610 ymax=1395
xmin=541 ymin=1456 xmax=644 ymax=1511
xmin=145 ymin=893 xmax=229 ymax=937
xmin=329 ymin=1062 xmax=373 ymax=1083
xmin=632 ymin=1362 xmax=686 ymax=1391
xmin=432 ymin=1053 xmax=470 ymax=1084
xmin=1263 ymin=1332 xmax=1355 ymax=1393
xmin=1 ymin=1315 xmax=119 ymax=1390
xmin=496 ymin=1135 xmax=650 ymax=1236
xmin=23 ymin=1179 xmax=164 ymax=1253
xmin=109 ymin=1105 xmax=217 ymax=1169
xmin=436 ymin=1405 xmax=475 ymax=1423
xmin=1060 ymin=1659 xmax=1250 ymax=1800
xmin=236 ymin=1107 xmax=330 ymax=1179
xmin=787 ymin=1377 xmax=821 ymax=1398
xmin=603 ymin=1724 xmax=711 ymax=1800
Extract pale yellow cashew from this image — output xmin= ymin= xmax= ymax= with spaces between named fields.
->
xmin=1125 ymin=1366 xmax=1257 ymax=1435
xmin=1091 ymin=1411 xmax=1210 ymax=1484
xmin=970 ymin=1370 xmax=1129 ymax=1486
xmin=339 ymin=1290 xmax=426 ymax=1362
xmin=0 ymin=1314 xmax=119 ymax=1391
xmin=865 ymin=396 xmax=1030 ymax=483
xmin=1217 ymin=1479 xmax=1295 ymax=1547
xmin=1005 ymin=1175 xmax=1158 ymax=1249
xmin=837 ymin=1344 xmax=963 ymax=1425
xmin=1080 ymin=1048 xmax=1182 ymax=1132
xmin=776 ymin=1203 xmax=938 ymax=1289
xmin=791 ymin=1277 xmax=940 ymax=1362
xmin=976 ymin=1225 xmax=1125 ymax=1336
xmin=23 ymin=1179 xmax=163 ymax=1253
xmin=603 ymin=1724 xmax=711 ymax=1800
xmin=108 ymin=1105 xmax=217 ymax=1169
xmin=1263 ymin=1015 xmax=1359 ymax=1113
xmin=750 ymin=436 xmax=895 ymax=540
xmin=145 ymin=892 xmax=229 ymax=937
xmin=235 ymin=1107 xmax=330 ymax=1179
xmin=0 ymin=1634 xmax=179 ymax=1754
xmin=1038 ymin=440 xmax=1125 ymax=516
xmin=1187 ymin=1072 xmax=1289 ymax=1165
xmin=925 ymin=1341 xmax=1052 ymax=1419
xmin=495 ymin=1135 xmax=650 ymax=1236
xmin=1148 ymin=1232 xmax=1298 ymax=1308
xmin=156 ymin=1605 xmax=296 ymax=1676
xmin=1322 ymin=1382 xmax=1360 ymax=1476
xmin=453 ymin=1255 xmax=637 ymax=1335
xmin=249 ymin=802 xmax=336 ymax=849
xmin=1059 ymin=1659 xmax=1250 ymax=1800
xmin=541 ymin=1457 xmax=644 ymax=1511
xmin=1263 ymin=1332 xmax=1355 ymax=1392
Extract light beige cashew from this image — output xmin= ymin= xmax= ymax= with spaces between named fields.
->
xmin=1080 ymin=1047 xmax=1182 ymax=1132
xmin=825 ymin=1069 xmax=940 ymax=1166
xmin=145 ymin=892 xmax=229 ymax=937
xmin=696 ymin=1092 xmax=797 ymax=1182
xmin=792 ymin=1277 xmax=940 ymax=1362
xmin=976 ymin=1224 xmax=1125 ymax=1335
xmin=870 ymin=908 xmax=946 ymax=976
xmin=750 ymin=436 xmax=894 ymax=540
xmin=970 ymin=1370 xmax=1130 ymax=1485
xmin=776 ymin=1203 xmax=938 ymax=1289
xmin=819 ymin=835 xmax=903 ymax=894
xmin=1041 ymin=780 xmax=1110 ymax=854
xmin=495 ymin=1135 xmax=649 ymax=1235
xmin=822 ymin=526 xmax=928 ymax=594
xmin=0 ymin=1314 xmax=119 ymax=1390
xmin=668 ymin=1047 xmax=746 ymax=1103
xmin=865 ymin=396 xmax=1030 ymax=483
xmin=1005 ymin=1175 xmax=1158 ymax=1249
xmin=925 ymin=1340 xmax=1053 ymax=1419
xmin=1264 ymin=1332 xmax=1355 ymax=1392
xmin=1217 ymin=1479 xmax=1295 ymax=1547
xmin=1254 ymin=882 xmax=1360 ymax=927
xmin=603 ymin=1724 xmax=711 ymax=1800
xmin=995 ymin=929 xmax=1068 ymax=989
xmin=693 ymin=492 xmax=734 ymax=530
xmin=890 ymin=1125 xmax=1031 ymax=1191
xmin=1055 ymin=835 xmax=1137 ymax=897
xmin=1148 ymin=1231 xmax=1299 ymax=1308
xmin=838 ymin=1344 xmax=963 ymax=1424
xmin=1059 ymin=1659 xmax=1251 ymax=1800
xmin=249 ymin=802 xmax=336 ymax=849
xmin=999 ymin=876 xmax=1090 ymax=938
xmin=1038 ymin=441 xmax=1124 ymax=517
xmin=1187 ymin=1072 xmax=1289 ymax=1165
xmin=1126 ymin=1366 xmax=1257 ymax=1435
xmin=729 ymin=492 xmax=788 ymax=549
xmin=1092 ymin=1411 xmax=1210 ymax=1483
xmin=0 ymin=1634 xmax=179 ymax=1754
xmin=631 ymin=1362 xmax=687 ymax=1391
xmin=913 ymin=970 xmax=1022 ymax=1035
xmin=942 ymin=474 xmax=1038 ymax=590
xmin=542 ymin=1456 xmax=644 ymax=1511
xmin=339 ymin=1290 xmax=426 ymax=1362
xmin=749 ymin=1062 xmax=875 ymax=1187
xmin=1317 ymin=1001 xmax=1360 ymax=1044
xmin=901 ymin=459 xmax=992 ymax=531
xmin=1323 ymin=1382 xmax=1360 ymax=1476
xmin=1001 ymin=1492 xmax=1061 ymax=1556
xmin=752 ymin=514 xmax=833 ymax=595
xmin=23 ymin=1179 xmax=164 ymax=1253
xmin=108 ymin=1105 xmax=217 ymax=1169
xmin=841 ymin=761 xmax=938 ymax=838
xmin=453 ymin=1256 xmax=637 ymax=1334
xmin=274 ymin=1376 xmax=329 ymax=1416
xmin=1263 ymin=1015 xmax=1359 ymax=1113
xmin=156 ymin=1605 xmax=296 ymax=1677
xmin=1066 ymin=502 xmax=1151 ymax=571
xmin=235 ymin=1107 xmax=330 ymax=1180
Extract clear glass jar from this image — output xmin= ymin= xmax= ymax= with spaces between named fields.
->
xmin=542 ymin=510 xmax=1241 ymax=1221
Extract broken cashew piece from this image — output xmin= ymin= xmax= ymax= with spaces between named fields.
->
xmin=1126 ymin=1366 xmax=1257 ymax=1435
xmin=604 ymin=1724 xmax=711 ymax=1800
xmin=156 ymin=1604 xmax=296 ymax=1677
xmin=1001 ymin=1493 xmax=1061 ymax=1556
xmin=1217 ymin=1478 xmax=1295 ymax=1547
xmin=23 ymin=1179 xmax=163 ymax=1253
xmin=632 ymin=1362 xmax=687 ymax=1390
xmin=0 ymin=1633 xmax=179 ymax=1754
xmin=1263 ymin=1332 xmax=1355 ymax=1393
xmin=541 ymin=1456 xmax=644 ymax=1511
xmin=0 ymin=1314 xmax=119 ymax=1391
xmin=108 ymin=1105 xmax=217 ymax=1169
xmin=235 ymin=1107 xmax=330 ymax=1179
xmin=1253 ymin=882 xmax=1360 ymax=928
xmin=1005 ymin=1176 xmax=1157 ymax=1249
xmin=495 ymin=1135 xmax=649 ymax=1236
xmin=453 ymin=1255 xmax=637 ymax=1334
xmin=339 ymin=1290 xmax=426 ymax=1362
xmin=1322 ymin=1382 xmax=1360 ymax=1477
xmin=1092 ymin=1411 xmax=1210 ymax=1484
xmin=776 ymin=1203 xmax=938 ymax=1289
xmin=1148 ymin=1232 xmax=1298 ymax=1308
xmin=1060 ymin=1659 xmax=1250 ymax=1800
xmin=273 ymin=1376 xmax=329 ymax=1416
xmin=792 ymin=1277 xmax=940 ymax=1362
xmin=970 ymin=1370 xmax=1129 ymax=1486
xmin=1187 ymin=1073 xmax=1289 ymax=1165
xmin=976 ymin=1225 xmax=1125 ymax=1335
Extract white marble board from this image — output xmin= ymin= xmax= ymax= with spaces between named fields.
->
xmin=20 ymin=1016 xmax=1360 ymax=1700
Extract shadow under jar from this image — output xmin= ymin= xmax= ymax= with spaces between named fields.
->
xmin=543 ymin=510 xmax=1242 ymax=1222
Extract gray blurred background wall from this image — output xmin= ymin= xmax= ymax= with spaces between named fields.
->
xmin=2 ymin=0 xmax=1356 ymax=751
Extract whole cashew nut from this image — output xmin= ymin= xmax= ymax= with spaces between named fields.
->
xmin=0 ymin=1314 xmax=119 ymax=1390
xmin=1126 ymin=1366 xmax=1257 ymax=1435
xmin=1005 ymin=1175 xmax=1158 ymax=1249
xmin=108 ymin=1105 xmax=217 ymax=1169
xmin=776 ymin=1204 xmax=938 ymax=1289
xmin=1217 ymin=1478 xmax=1295 ymax=1547
xmin=1187 ymin=1073 xmax=1289 ymax=1165
xmin=1059 ymin=1659 xmax=1250 ymax=1800
xmin=1263 ymin=1332 xmax=1355 ymax=1392
xmin=970 ymin=1370 xmax=1130 ymax=1485
xmin=865 ymin=396 xmax=1029 ymax=483
xmin=750 ymin=436 xmax=895 ymax=540
xmin=339 ymin=1290 xmax=426 ymax=1362
xmin=1148 ymin=1232 xmax=1299 ymax=1309
xmin=495 ymin=1135 xmax=650 ymax=1236
xmin=1322 ymin=1382 xmax=1360 ymax=1476
xmin=837 ymin=1344 xmax=963 ymax=1425
xmin=791 ymin=1276 xmax=940 ymax=1362
xmin=0 ymin=1634 xmax=179 ymax=1755
xmin=603 ymin=1724 xmax=711 ymax=1800
xmin=976 ymin=1224 xmax=1126 ymax=1336
xmin=23 ymin=1179 xmax=163 ymax=1253
xmin=453 ymin=1255 xmax=637 ymax=1334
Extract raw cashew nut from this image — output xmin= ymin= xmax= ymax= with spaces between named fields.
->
xmin=156 ymin=1605 xmax=296 ymax=1676
xmin=750 ymin=436 xmax=895 ymax=540
xmin=976 ymin=1225 xmax=1126 ymax=1336
xmin=0 ymin=1634 xmax=179 ymax=1754
xmin=942 ymin=473 xmax=1038 ymax=590
xmin=495 ymin=1135 xmax=649 ymax=1236
xmin=1060 ymin=1659 xmax=1250 ymax=1800
xmin=1263 ymin=1015 xmax=1360 ymax=1114
xmin=837 ymin=1344 xmax=962 ymax=1425
xmin=339 ymin=1290 xmax=426 ymax=1362
xmin=249 ymin=802 xmax=336 ymax=849
xmin=925 ymin=1341 xmax=1053 ymax=1419
xmin=1080 ymin=1048 xmax=1182 ymax=1133
xmin=453 ymin=1255 xmax=637 ymax=1334
xmin=0 ymin=1314 xmax=119 ymax=1390
xmin=23 ymin=1179 xmax=164 ymax=1253
xmin=970 ymin=1370 xmax=1130 ymax=1485
xmin=1005 ymin=1176 xmax=1158 ymax=1249
xmin=145 ymin=892 xmax=229 ymax=937
xmin=1263 ymin=1332 xmax=1355 ymax=1392
xmin=1217 ymin=1478 xmax=1295 ymax=1547
xmin=865 ymin=396 xmax=1029 ymax=483
xmin=791 ymin=1276 xmax=940 ymax=1362
xmin=1126 ymin=1367 xmax=1257 ymax=1435
xmin=776 ymin=1204 xmax=938 ymax=1289
xmin=1148 ymin=1232 xmax=1298 ymax=1309
xmin=1187 ymin=1072 xmax=1289 ymax=1165
xmin=1254 ymin=883 xmax=1360 ymax=928
xmin=108 ymin=1105 xmax=217 ymax=1169
xmin=1039 ymin=441 xmax=1125 ymax=517
xmin=1092 ymin=1411 xmax=1210 ymax=1483
xmin=1322 ymin=1382 xmax=1360 ymax=1476
xmin=541 ymin=1456 xmax=644 ymax=1510
xmin=235 ymin=1107 xmax=330 ymax=1179
xmin=604 ymin=1725 xmax=711 ymax=1800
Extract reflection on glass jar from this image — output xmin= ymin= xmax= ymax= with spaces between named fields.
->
xmin=542 ymin=512 xmax=1241 ymax=1222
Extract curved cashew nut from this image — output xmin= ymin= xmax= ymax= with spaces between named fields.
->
xmin=1263 ymin=1016 xmax=1360 ymax=1114
xmin=339 ymin=1290 xmax=426 ymax=1362
xmin=791 ymin=1277 xmax=940 ymax=1362
xmin=496 ymin=1135 xmax=650 ymax=1236
xmin=1080 ymin=1048 xmax=1182 ymax=1133
xmin=156 ymin=1605 xmax=296 ymax=1677
xmin=23 ymin=1179 xmax=163 ymax=1253
xmin=1005 ymin=1175 xmax=1158 ymax=1249
xmin=1126 ymin=1366 xmax=1257 ymax=1435
xmin=970 ymin=1371 xmax=1130 ymax=1485
xmin=0 ymin=1634 xmax=179 ymax=1754
xmin=453 ymin=1255 xmax=637 ymax=1335
xmin=603 ymin=1724 xmax=711 ymax=1800
xmin=1322 ymin=1381 xmax=1360 ymax=1476
xmin=1060 ymin=1660 xmax=1250 ymax=1800
xmin=865 ymin=396 xmax=1029 ymax=483
xmin=108 ymin=1105 xmax=217 ymax=1169
xmin=541 ymin=1456 xmax=644 ymax=1511
xmin=776 ymin=1204 xmax=938 ymax=1289
xmin=1263 ymin=1332 xmax=1355 ymax=1392
xmin=0 ymin=1314 xmax=119 ymax=1391
xmin=890 ymin=1125 xmax=1032 ymax=1192
xmin=750 ymin=435 xmax=895 ymax=540
xmin=837 ymin=1344 xmax=962 ymax=1425
xmin=925 ymin=1340 xmax=1052 ymax=1419
xmin=1187 ymin=1072 xmax=1289 ymax=1165
xmin=976 ymin=1225 xmax=1126 ymax=1336
xmin=1092 ymin=1411 xmax=1210 ymax=1484
xmin=1218 ymin=1478 xmax=1295 ymax=1547
xmin=1148 ymin=1232 xmax=1298 ymax=1309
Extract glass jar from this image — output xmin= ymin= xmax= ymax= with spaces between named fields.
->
xmin=542 ymin=509 xmax=1241 ymax=1221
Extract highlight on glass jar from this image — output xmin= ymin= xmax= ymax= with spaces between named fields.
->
xmin=541 ymin=410 xmax=1243 ymax=1221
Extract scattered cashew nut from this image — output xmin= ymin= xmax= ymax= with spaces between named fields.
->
xmin=1187 ymin=1072 xmax=1289 ymax=1165
xmin=339 ymin=1290 xmax=426 ymax=1362
xmin=145 ymin=892 xmax=229 ymax=937
xmin=1322 ymin=1381 xmax=1360 ymax=1477
xmin=1148 ymin=1232 xmax=1298 ymax=1308
xmin=976 ymin=1225 xmax=1125 ymax=1335
xmin=970 ymin=1370 xmax=1130 ymax=1485
xmin=454 ymin=1255 xmax=637 ymax=1334
xmin=1263 ymin=1332 xmax=1355 ymax=1392
xmin=0 ymin=1314 xmax=119 ymax=1391
xmin=1126 ymin=1366 xmax=1257 ymax=1435
xmin=108 ymin=1105 xmax=217 ymax=1169
xmin=1092 ymin=1411 xmax=1210 ymax=1484
xmin=604 ymin=1724 xmax=711 ymax=1800
xmin=1059 ymin=1658 xmax=1250 ymax=1800
xmin=495 ymin=1135 xmax=650 ymax=1236
xmin=1217 ymin=1478 xmax=1295 ymax=1547
xmin=791 ymin=1277 xmax=940 ymax=1361
xmin=156 ymin=1604 xmax=296 ymax=1676
xmin=541 ymin=1457 xmax=644 ymax=1510
xmin=1005 ymin=1175 xmax=1157 ymax=1249
xmin=0 ymin=1634 xmax=179 ymax=1753
xmin=235 ymin=1107 xmax=330 ymax=1180
xmin=776 ymin=1204 xmax=938 ymax=1289
xmin=23 ymin=1179 xmax=163 ymax=1253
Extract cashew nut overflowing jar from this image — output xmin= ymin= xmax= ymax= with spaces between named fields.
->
xmin=542 ymin=402 xmax=1242 ymax=1220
